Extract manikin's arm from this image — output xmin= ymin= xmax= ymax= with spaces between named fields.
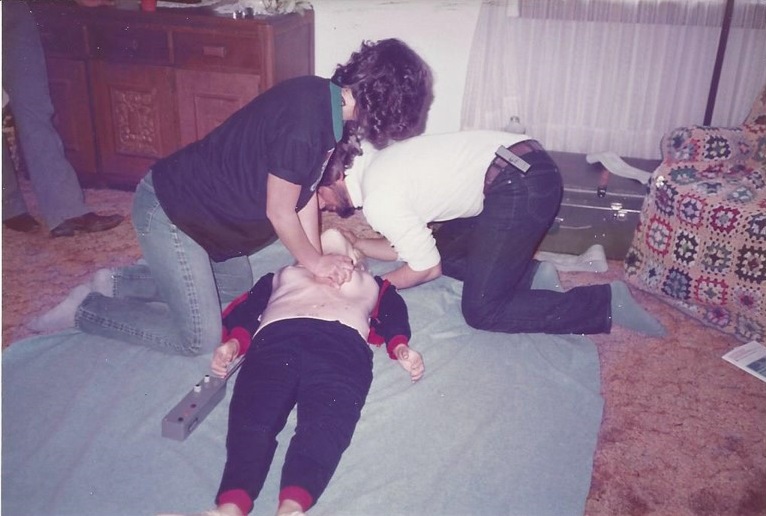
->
xmin=212 ymin=273 xmax=274 ymax=377
xmin=368 ymin=277 xmax=424 ymax=381
xmin=266 ymin=173 xmax=352 ymax=285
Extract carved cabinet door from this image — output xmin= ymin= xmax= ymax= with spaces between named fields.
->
xmin=90 ymin=61 xmax=180 ymax=188
xmin=175 ymin=69 xmax=262 ymax=148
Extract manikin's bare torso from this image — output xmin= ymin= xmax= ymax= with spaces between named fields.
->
xmin=258 ymin=264 xmax=380 ymax=339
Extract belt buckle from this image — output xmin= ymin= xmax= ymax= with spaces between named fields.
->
xmin=495 ymin=145 xmax=531 ymax=174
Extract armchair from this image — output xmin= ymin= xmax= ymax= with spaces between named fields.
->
xmin=624 ymin=85 xmax=766 ymax=343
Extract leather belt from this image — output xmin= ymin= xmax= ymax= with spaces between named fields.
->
xmin=507 ymin=139 xmax=544 ymax=157
xmin=484 ymin=139 xmax=544 ymax=194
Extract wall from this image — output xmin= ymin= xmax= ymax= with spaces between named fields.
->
xmin=312 ymin=0 xmax=482 ymax=135
xmin=311 ymin=0 xmax=765 ymax=159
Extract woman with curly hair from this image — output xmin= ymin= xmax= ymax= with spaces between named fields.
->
xmin=31 ymin=38 xmax=433 ymax=357
xmin=332 ymin=39 xmax=433 ymax=148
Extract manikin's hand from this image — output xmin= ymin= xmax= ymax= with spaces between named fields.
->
xmin=311 ymin=253 xmax=354 ymax=287
xmin=211 ymin=339 xmax=240 ymax=378
xmin=394 ymin=344 xmax=425 ymax=382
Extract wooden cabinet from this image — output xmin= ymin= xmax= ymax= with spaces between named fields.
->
xmin=90 ymin=61 xmax=179 ymax=181
xmin=32 ymin=2 xmax=314 ymax=189
xmin=175 ymin=69 xmax=261 ymax=148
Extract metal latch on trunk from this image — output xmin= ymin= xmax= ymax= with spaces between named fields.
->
xmin=610 ymin=202 xmax=628 ymax=221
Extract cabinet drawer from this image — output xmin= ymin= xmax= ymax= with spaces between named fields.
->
xmin=90 ymin=24 xmax=171 ymax=65
xmin=174 ymin=32 xmax=263 ymax=72
xmin=36 ymin=16 xmax=88 ymax=59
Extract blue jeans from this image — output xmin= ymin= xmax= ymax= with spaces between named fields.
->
xmin=2 ymin=1 xmax=89 ymax=228
xmin=75 ymin=172 xmax=253 ymax=355
xmin=437 ymin=148 xmax=612 ymax=334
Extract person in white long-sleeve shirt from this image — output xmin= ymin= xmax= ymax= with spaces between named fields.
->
xmin=317 ymin=129 xmax=666 ymax=337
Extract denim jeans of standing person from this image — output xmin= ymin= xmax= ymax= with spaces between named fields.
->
xmin=436 ymin=147 xmax=612 ymax=334
xmin=76 ymin=172 xmax=254 ymax=355
xmin=1 ymin=1 xmax=91 ymax=229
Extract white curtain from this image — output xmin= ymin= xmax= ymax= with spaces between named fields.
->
xmin=461 ymin=0 xmax=766 ymax=159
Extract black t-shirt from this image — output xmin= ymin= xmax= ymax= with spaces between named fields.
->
xmin=152 ymin=76 xmax=340 ymax=261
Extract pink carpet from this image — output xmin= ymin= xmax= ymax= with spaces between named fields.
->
xmin=2 ymin=181 xmax=764 ymax=515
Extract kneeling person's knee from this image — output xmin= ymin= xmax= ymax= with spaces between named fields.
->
xmin=461 ymin=298 xmax=492 ymax=330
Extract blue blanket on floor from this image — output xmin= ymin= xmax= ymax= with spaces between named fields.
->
xmin=2 ymin=242 xmax=603 ymax=516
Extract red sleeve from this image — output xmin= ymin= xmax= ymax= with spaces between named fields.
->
xmin=221 ymin=273 xmax=274 ymax=356
xmin=367 ymin=277 xmax=411 ymax=360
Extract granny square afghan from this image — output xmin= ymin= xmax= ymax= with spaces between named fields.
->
xmin=625 ymin=85 xmax=766 ymax=343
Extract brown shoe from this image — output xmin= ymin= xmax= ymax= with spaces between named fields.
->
xmin=3 ymin=213 xmax=41 ymax=233
xmin=50 ymin=212 xmax=124 ymax=238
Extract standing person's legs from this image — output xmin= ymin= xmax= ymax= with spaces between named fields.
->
xmin=279 ymin=321 xmax=373 ymax=512
xmin=461 ymin=148 xmax=612 ymax=334
xmin=75 ymin=174 xmax=224 ymax=355
xmin=1 ymin=1 xmax=89 ymax=230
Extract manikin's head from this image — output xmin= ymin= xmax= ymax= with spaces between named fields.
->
xmin=320 ymin=228 xmax=366 ymax=269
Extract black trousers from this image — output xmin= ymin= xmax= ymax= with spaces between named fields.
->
xmin=436 ymin=147 xmax=612 ymax=334
xmin=216 ymin=318 xmax=373 ymax=510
